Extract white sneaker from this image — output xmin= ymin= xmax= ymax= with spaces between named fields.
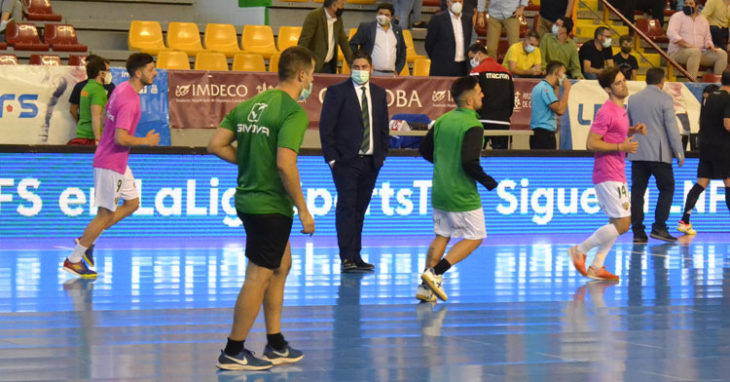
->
xmin=421 ymin=268 xmax=447 ymax=301
xmin=416 ymin=282 xmax=437 ymax=302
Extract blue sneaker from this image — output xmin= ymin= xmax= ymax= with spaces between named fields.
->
xmin=262 ymin=344 xmax=304 ymax=365
xmin=217 ymin=349 xmax=272 ymax=371
xmin=74 ymin=238 xmax=95 ymax=267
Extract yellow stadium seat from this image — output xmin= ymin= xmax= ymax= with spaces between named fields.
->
xmin=167 ymin=22 xmax=204 ymax=56
xmin=157 ymin=50 xmax=190 ymax=70
xmin=341 ymin=58 xmax=350 ymax=74
xmin=412 ymin=58 xmax=430 ymax=76
xmin=194 ymin=51 xmax=229 ymax=71
xmin=403 ymin=29 xmax=425 ymax=63
xmin=204 ymin=23 xmax=241 ymax=57
xmin=400 ymin=63 xmax=409 ymax=76
xmin=232 ymin=52 xmax=267 ymax=72
xmin=268 ymin=53 xmax=280 ymax=72
xmin=241 ymin=25 xmax=279 ymax=59
xmin=128 ymin=21 xmax=166 ymax=54
xmin=277 ymin=26 xmax=301 ymax=51
xmin=346 ymin=0 xmax=376 ymax=4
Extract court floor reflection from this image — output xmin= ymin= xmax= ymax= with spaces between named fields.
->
xmin=1 ymin=234 xmax=729 ymax=381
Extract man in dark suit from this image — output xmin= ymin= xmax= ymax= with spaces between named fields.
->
xmin=320 ymin=50 xmax=390 ymax=272
xmin=350 ymin=3 xmax=407 ymax=76
xmin=298 ymin=0 xmax=353 ymax=73
xmin=425 ymin=0 xmax=472 ymax=76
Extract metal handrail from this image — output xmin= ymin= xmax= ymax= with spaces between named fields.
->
xmin=597 ymin=0 xmax=696 ymax=81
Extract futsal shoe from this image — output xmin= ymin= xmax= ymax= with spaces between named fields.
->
xmin=650 ymin=229 xmax=677 ymax=242
xmin=568 ymin=246 xmax=588 ymax=277
xmin=63 ymin=258 xmax=97 ymax=279
xmin=633 ymin=232 xmax=648 ymax=244
xmin=74 ymin=238 xmax=95 ymax=267
xmin=587 ymin=266 xmax=619 ymax=281
xmin=262 ymin=344 xmax=304 ymax=365
xmin=416 ymin=282 xmax=437 ymax=303
xmin=676 ymin=220 xmax=697 ymax=235
xmin=217 ymin=349 xmax=273 ymax=371
xmin=421 ymin=268 xmax=448 ymax=301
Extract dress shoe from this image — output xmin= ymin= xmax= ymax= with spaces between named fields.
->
xmin=650 ymin=229 xmax=677 ymax=242
xmin=341 ymin=259 xmax=358 ymax=273
xmin=354 ymin=259 xmax=374 ymax=271
xmin=633 ymin=232 xmax=648 ymax=244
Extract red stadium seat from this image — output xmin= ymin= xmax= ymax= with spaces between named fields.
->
xmin=0 ymin=42 xmax=6 ymax=49
xmin=44 ymin=24 xmax=87 ymax=51
xmin=0 ymin=54 xmax=19 ymax=65
xmin=4 ymin=22 xmax=50 ymax=51
xmin=29 ymin=53 xmax=62 ymax=66
xmin=701 ymin=73 xmax=721 ymax=83
xmin=497 ymin=39 xmax=510 ymax=62
xmin=422 ymin=0 xmax=439 ymax=6
xmin=68 ymin=54 xmax=87 ymax=66
xmin=636 ymin=18 xmax=668 ymax=44
xmin=24 ymin=0 xmax=63 ymax=22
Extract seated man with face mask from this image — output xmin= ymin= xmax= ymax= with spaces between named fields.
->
xmin=503 ymin=30 xmax=543 ymax=78
xmin=578 ymin=26 xmax=615 ymax=80
xmin=350 ymin=2 xmax=407 ymax=76
xmin=68 ymin=56 xmax=115 ymax=145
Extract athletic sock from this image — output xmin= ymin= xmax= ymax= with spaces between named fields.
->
xmin=224 ymin=338 xmax=244 ymax=356
xmin=68 ymin=242 xmax=88 ymax=263
xmin=590 ymin=234 xmax=618 ymax=269
xmin=266 ymin=333 xmax=288 ymax=351
xmin=682 ymin=183 xmax=706 ymax=223
xmin=577 ymin=224 xmax=619 ymax=254
xmin=433 ymin=258 xmax=452 ymax=275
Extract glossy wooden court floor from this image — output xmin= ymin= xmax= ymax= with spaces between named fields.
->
xmin=1 ymin=233 xmax=729 ymax=381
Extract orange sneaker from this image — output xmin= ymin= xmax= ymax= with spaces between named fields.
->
xmin=569 ymin=246 xmax=588 ymax=276
xmin=587 ymin=266 xmax=619 ymax=281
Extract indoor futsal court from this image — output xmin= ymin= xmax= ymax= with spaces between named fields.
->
xmin=2 ymin=233 xmax=730 ymax=381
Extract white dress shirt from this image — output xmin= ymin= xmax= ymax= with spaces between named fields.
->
xmin=372 ymin=24 xmax=397 ymax=71
xmin=450 ymin=10 xmax=465 ymax=62
xmin=353 ymin=80 xmax=374 ymax=155
xmin=325 ymin=9 xmax=337 ymax=63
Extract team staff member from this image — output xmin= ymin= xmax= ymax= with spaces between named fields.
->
xmin=69 ymin=55 xmax=115 ymax=122
xmin=320 ymin=50 xmax=390 ymax=273
xmin=468 ymin=43 xmax=514 ymax=149
xmin=68 ymin=58 xmax=111 ymax=145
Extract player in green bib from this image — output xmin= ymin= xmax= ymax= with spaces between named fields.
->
xmin=416 ymin=76 xmax=499 ymax=303
xmin=73 ymin=58 xmax=110 ymax=144
xmin=208 ymin=46 xmax=316 ymax=371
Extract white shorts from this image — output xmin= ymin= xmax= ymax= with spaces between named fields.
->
xmin=433 ymin=208 xmax=487 ymax=240
xmin=94 ymin=166 xmax=138 ymax=212
xmin=594 ymin=181 xmax=631 ymax=219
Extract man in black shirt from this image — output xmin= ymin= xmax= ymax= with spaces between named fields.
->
xmin=677 ymin=70 xmax=730 ymax=235
xmin=68 ymin=55 xmax=116 ymax=121
xmin=613 ymin=35 xmax=638 ymax=80
xmin=578 ymin=26 xmax=614 ymax=79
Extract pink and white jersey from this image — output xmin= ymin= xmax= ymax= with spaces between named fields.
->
xmin=92 ymin=81 xmax=141 ymax=174
xmin=590 ymin=100 xmax=629 ymax=185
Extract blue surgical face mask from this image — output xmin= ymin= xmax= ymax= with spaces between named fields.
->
xmin=525 ymin=44 xmax=536 ymax=54
xmin=298 ymin=81 xmax=313 ymax=101
xmin=552 ymin=24 xmax=559 ymax=35
xmin=352 ymin=69 xmax=370 ymax=85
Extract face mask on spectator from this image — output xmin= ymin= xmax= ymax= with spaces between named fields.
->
xmin=470 ymin=56 xmax=480 ymax=68
xmin=298 ymin=82 xmax=313 ymax=101
xmin=104 ymin=71 xmax=113 ymax=85
xmin=602 ymin=38 xmax=612 ymax=48
xmin=450 ymin=2 xmax=463 ymax=15
xmin=376 ymin=15 xmax=390 ymax=26
xmin=525 ymin=44 xmax=536 ymax=54
xmin=335 ymin=7 xmax=344 ymax=18
xmin=683 ymin=6 xmax=693 ymax=15
xmin=352 ymin=70 xmax=370 ymax=85
xmin=552 ymin=24 xmax=560 ymax=35
xmin=621 ymin=46 xmax=631 ymax=54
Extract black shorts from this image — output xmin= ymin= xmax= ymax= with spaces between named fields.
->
xmin=697 ymin=154 xmax=730 ymax=180
xmin=238 ymin=212 xmax=293 ymax=269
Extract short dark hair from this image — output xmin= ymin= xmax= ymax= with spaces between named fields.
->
xmin=598 ymin=67 xmax=622 ymax=89
xmin=645 ymin=68 xmax=665 ymax=85
xmin=468 ymin=42 xmax=487 ymax=55
xmin=722 ymin=70 xmax=730 ymax=86
xmin=545 ymin=61 xmax=564 ymax=76
xmin=594 ymin=26 xmax=610 ymax=40
xmin=619 ymin=34 xmax=632 ymax=45
xmin=376 ymin=2 xmax=394 ymax=16
xmin=324 ymin=0 xmax=338 ymax=7
xmin=450 ymin=76 xmax=479 ymax=107
xmin=86 ymin=56 xmax=107 ymax=79
xmin=126 ymin=53 xmax=154 ymax=77
xmin=350 ymin=49 xmax=372 ymax=66
xmin=525 ymin=30 xmax=540 ymax=42
xmin=558 ymin=16 xmax=573 ymax=33
xmin=278 ymin=46 xmax=315 ymax=82
xmin=703 ymin=84 xmax=720 ymax=95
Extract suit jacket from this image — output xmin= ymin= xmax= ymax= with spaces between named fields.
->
xmin=349 ymin=20 xmax=407 ymax=74
xmin=298 ymin=7 xmax=354 ymax=72
xmin=626 ymin=85 xmax=684 ymax=164
xmin=319 ymin=79 xmax=390 ymax=167
xmin=425 ymin=10 xmax=473 ymax=76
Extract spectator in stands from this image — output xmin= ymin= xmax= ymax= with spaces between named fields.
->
xmin=396 ymin=0 xmax=427 ymax=29
xmin=613 ymin=35 xmax=638 ymax=80
xmin=668 ymin=0 xmax=728 ymax=80
xmin=468 ymin=43 xmax=515 ymax=149
xmin=485 ymin=0 xmax=527 ymax=59
xmin=540 ymin=16 xmax=584 ymax=79
xmin=503 ymin=30 xmax=543 ymax=77
xmin=702 ymin=0 xmax=730 ymax=50
xmin=69 ymin=55 xmax=116 ymax=122
xmin=350 ymin=3 xmax=407 ymax=76
xmin=0 ymin=0 xmax=20 ymax=33
xmin=298 ymin=0 xmax=353 ymax=73
xmin=537 ymin=0 xmax=575 ymax=38
xmin=425 ymin=0 xmax=472 ymax=76
xmin=68 ymin=58 xmax=112 ymax=145
xmin=664 ymin=82 xmax=693 ymax=151
xmin=530 ymin=61 xmax=571 ymax=149
xmin=611 ymin=0 xmax=667 ymax=27
xmin=579 ymin=26 xmax=615 ymax=79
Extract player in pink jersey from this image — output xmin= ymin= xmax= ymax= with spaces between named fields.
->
xmin=63 ymin=53 xmax=160 ymax=279
xmin=569 ymin=68 xmax=646 ymax=281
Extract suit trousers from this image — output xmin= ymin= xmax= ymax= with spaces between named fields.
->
xmin=331 ymin=155 xmax=381 ymax=262
xmin=631 ymin=161 xmax=675 ymax=234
